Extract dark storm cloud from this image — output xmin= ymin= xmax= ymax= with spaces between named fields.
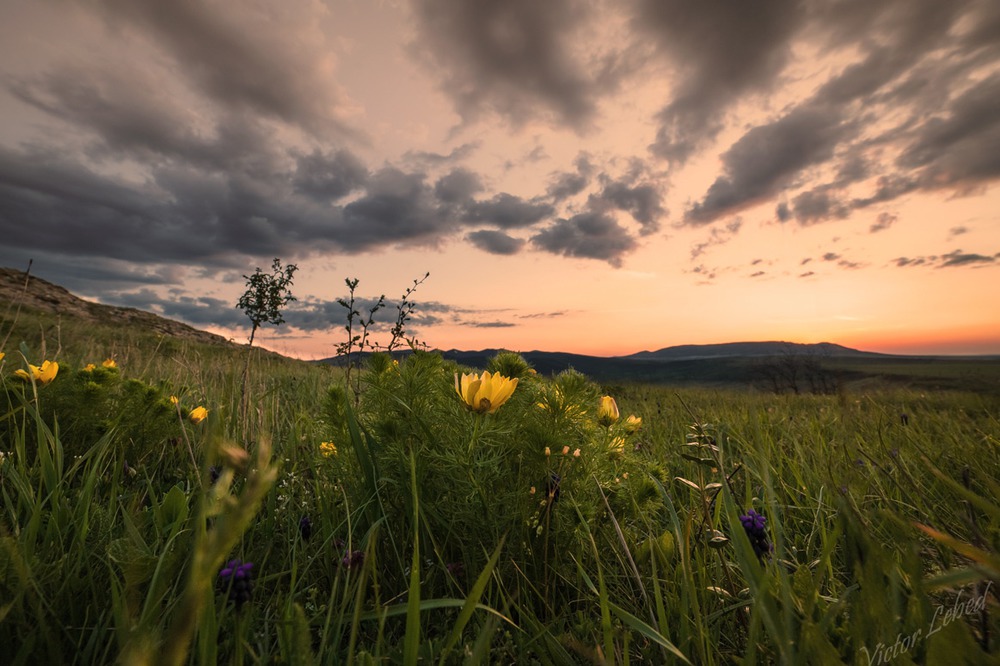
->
xmin=896 ymin=72 xmax=1000 ymax=186
xmin=531 ymin=212 xmax=637 ymax=267
xmin=434 ymin=168 xmax=484 ymax=203
xmin=685 ymin=106 xmax=851 ymax=224
xmin=461 ymin=193 xmax=554 ymax=229
xmin=336 ymin=167 xmax=454 ymax=252
xmin=546 ymin=153 xmax=594 ymax=201
xmin=293 ymin=150 xmax=369 ymax=201
xmin=588 ymin=177 xmax=664 ymax=234
xmin=92 ymin=0 xmax=354 ymax=136
xmin=0 ymin=142 xmax=455 ymax=265
xmin=466 ymin=230 xmax=526 ymax=256
xmin=788 ymin=188 xmax=850 ymax=226
xmin=680 ymin=0 xmax=999 ymax=226
xmin=636 ymin=0 xmax=807 ymax=163
xmin=410 ymin=0 xmax=621 ymax=130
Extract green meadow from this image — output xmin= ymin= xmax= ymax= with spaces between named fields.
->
xmin=1 ymin=300 xmax=998 ymax=664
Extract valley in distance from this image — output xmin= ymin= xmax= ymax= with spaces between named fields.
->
xmin=2 ymin=266 xmax=998 ymax=396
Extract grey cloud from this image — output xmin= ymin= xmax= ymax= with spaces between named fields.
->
xmin=799 ymin=271 xmax=815 ymax=278
xmin=789 ymin=188 xmax=850 ymax=225
xmin=897 ymin=72 xmax=1000 ymax=185
xmin=466 ymin=230 xmax=526 ymax=256
xmin=546 ymin=171 xmax=589 ymax=200
xmin=531 ymin=212 xmax=637 ymax=267
xmin=293 ymin=150 xmax=369 ymax=201
xmin=546 ymin=153 xmax=594 ymax=200
xmin=462 ymin=193 xmax=553 ymax=229
xmin=680 ymin=0 xmax=997 ymax=227
xmin=403 ymin=143 xmax=481 ymax=169
xmin=949 ymin=226 xmax=969 ymax=237
xmin=589 ymin=178 xmax=664 ymax=233
xmin=775 ymin=202 xmax=791 ymax=223
xmin=92 ymin=0 xmax=354 ymax=136
xmin=410 ymin=0 xmax=618 ymax=130
xmin=750 ymin=271 xmax=765 ymax=278
xmin=637 ymin=0 xmax=808 ymax=163
xmin=337 ymin=168 xmax=452 ymax=252
xmin=870 ymin=212 xmax=897 ymax=233
xmin=892 ymin=249 xmax=997 ymax=268
xmin=940 ymin=250 xmax=997 ymax=267
xmin=518 ymin=311 xmax=567 ymax=319
xmin=822 ymin=253 xmax=840 ymax=262
xmin=108 ymin=289 xmax=246 ymax=329
xmin=685 ymin=106 xmax=851 ymax=224
xmin=434 ymin=168 xmax=483 ymax=203
xmin=465 ymin=320 xmax=517 ymax=329
xmin=894 ymin=256 xmax=932 ymax=267
xmin=690 ymin=218 xmax=741 ymax=260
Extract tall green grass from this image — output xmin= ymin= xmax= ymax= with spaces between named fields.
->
xmin=1 ymin=321 xmax=998 ymax=663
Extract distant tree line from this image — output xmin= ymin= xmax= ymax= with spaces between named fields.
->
xmin=753 ymin=346 xmax=841 ymax=395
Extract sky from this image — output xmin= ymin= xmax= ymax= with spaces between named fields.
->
xmin=1 ymin=0 xmax=999 ymax=359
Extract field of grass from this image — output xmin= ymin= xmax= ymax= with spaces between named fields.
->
xmin=1 ymin=310 xmax=999 ymax=664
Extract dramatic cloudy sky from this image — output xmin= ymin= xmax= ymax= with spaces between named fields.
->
xmin=2 ymin=0 xmax=999 ymax=357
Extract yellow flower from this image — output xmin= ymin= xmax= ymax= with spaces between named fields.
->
xmin=189 ymin=406 xmax=208 ymax=424
xmin=609 ymin=435 xmax=627 ymax=455
xmin=573 ymin=448 xmax=581 ymax=458
xmin=623 ymin=415 xmax=642 ymax=433
xmin=598 ymin=396 xmax=619 ymax=426
xmin=83 ymin=363 xmax=96 ymax=372
xmin=38 ymin=360 xmax=58 ymax=384
xmin=17 ymin=360 xmax=59 ymax=385
xmin=0 ymin=352 xmax=4 ymax=363
xmin=170 ymin=395 xmax=180 ymax=406
xmin=320 ymin=441 xmax=338 ymax=457
xmin=102 ymin=358 xmax=117 ymax=369
xmin=454 ymin=371 xmax=518 ymax=414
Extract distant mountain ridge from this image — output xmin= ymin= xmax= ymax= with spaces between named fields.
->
xmin=320 ymin=342 xmax=895 ymax=385
xmin=624 ymin=341 xmax=889 ymax=361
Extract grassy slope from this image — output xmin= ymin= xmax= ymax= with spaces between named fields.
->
xmin=1 ymin=274 xmax=999 ymax=663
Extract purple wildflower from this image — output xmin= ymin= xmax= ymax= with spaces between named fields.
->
xmin=298 ymin=515 xmax=312 ymax=541
xmin=341 ymin=549 xmax=365 ymax=569
xmin=218 ymin=559 xmax=254 ymax=607
xmin=739 ymin=509 xmax=773 ymax=561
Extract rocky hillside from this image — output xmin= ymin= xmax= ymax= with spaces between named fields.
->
xmin=0 ymin=267 xmax=232 ymax=347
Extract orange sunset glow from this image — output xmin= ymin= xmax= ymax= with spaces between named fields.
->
xmin=1 ymin=1 xmax=998 ymax=359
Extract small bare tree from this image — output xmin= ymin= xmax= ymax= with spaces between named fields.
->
xmin=236 ymin=258 xmax=298 ymax=427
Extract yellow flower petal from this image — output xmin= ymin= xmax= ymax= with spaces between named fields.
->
xmin=37 ymin=360 xmax=58 ymax=384
xmin=598 ymin=396 xmax=619 ymax=426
